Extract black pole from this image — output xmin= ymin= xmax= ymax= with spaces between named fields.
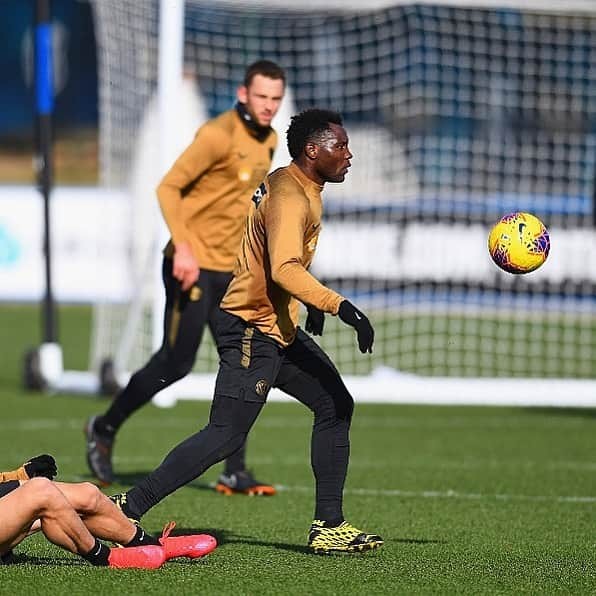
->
xmin=35 ymin=0 xmax=57 ymax=343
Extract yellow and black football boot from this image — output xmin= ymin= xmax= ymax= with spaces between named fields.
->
xmin=308 ymin=520 xmax=383 ymax=554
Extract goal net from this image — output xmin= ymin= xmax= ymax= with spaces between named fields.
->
xmin=79 ymin=0 xmax=596 ymax=406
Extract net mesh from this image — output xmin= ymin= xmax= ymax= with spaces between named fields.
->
xmin=89 ymin=1 xmax=596 ymax=380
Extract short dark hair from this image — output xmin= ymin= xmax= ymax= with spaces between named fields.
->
xmin=243 ymin=60 xmax=286 ymax=87
xmin=286 ymin=108 xmax=343 ymax=159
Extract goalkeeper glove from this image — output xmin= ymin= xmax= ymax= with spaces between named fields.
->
xmin=23 ymin=454 xmax=57 ymax=480
xmin=305 ymin=305 xmax=325 ymax=336
xmin=338 ymin=300 xmax=374 ymax=354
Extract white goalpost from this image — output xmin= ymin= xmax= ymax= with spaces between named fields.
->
xmin=56 ymin=0 xmax=596 ymax=407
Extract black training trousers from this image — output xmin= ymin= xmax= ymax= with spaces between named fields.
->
xmin=102 ymin=257 xmax=250 ymax=472
xmin=127 ymin=310 xmax=354 ymax=523
xmin=0 ymin=481 xmax=19 ymax=499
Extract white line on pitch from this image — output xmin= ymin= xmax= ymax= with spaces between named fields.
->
xmin=40 ymin=473 xmax=596 ymax=505
xmin=2 ymin=414 xmax=593 ymax=431
xmin=273 ymin=485 xmax=596 ymax=504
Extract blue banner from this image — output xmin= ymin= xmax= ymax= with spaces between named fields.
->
xmin=35 ymin=23 xmax=53 ymax=115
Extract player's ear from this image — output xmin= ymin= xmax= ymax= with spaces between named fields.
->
xmin=305 ymin=142 xmax=318 ymax=161
xmin=236 ymin=85 xmax=248 ymax=104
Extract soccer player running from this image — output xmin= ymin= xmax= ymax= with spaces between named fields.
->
xmin=111 ymin=108 xmax=383 ymax=554
xmin=0 ymin=455 xmax=216 ymax=568
xmin=85 ymin=60 xmax=286 ymax=495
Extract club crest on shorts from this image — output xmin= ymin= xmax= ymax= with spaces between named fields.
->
xmin=189 ymin=287 xmax=202 ymax=301
xmin=255 ymin=379 xmax=269 ymax=397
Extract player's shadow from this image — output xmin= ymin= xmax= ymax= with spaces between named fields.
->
xmin=187 ymin=480 xmax=224 ymax=492
xmin=92 ymin=470 xmax=157 ymax=487
xmin=171 ymin=527 xmax=445 ymax=554
xmin=170 ymin=527 xmax=312 ymax=555
xmin=95 ymin=473 xmax=221 ymax=493
xmin=7 ymin=553 xmax=86 ymax=567
xmin=392 ymin=537 xmax=446 ymax=545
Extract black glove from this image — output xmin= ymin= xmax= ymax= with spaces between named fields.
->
xmin=305 ymin=305 xmax=325 ymax=336
xmin=338 ymin=300 xmax=374 ymax=354
xmin=23 ymin=454 xmax=57 ymax=480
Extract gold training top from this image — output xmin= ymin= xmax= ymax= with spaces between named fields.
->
xmin=221 ymin=162 xmax=344 ymax=347
xmin=157 ymin=108 xmax=277 ymax=272
xmin=0 ymin=466 xmax=28 ymax=483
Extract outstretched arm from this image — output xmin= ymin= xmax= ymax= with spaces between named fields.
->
xmin=267 ymin=193 xmax=343 ymax=314
xmin=266 ymin=195 xmax=374 ymax=353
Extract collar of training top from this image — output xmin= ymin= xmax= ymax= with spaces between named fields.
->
xmin=235 ymin=102 xmax=272 ymax=142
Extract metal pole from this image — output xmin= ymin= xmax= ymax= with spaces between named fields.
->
xmin=153 ymin=0 xmax=184 ymax=352
xmin=35 ymin=0 xmax=57 ymax=343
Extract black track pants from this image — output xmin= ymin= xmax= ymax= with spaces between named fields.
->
xmin=127 ymin=311 xmax=354 ymax=522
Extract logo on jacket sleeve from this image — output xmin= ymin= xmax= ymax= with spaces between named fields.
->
xmin=252 ymin=182 xmax=267 ymax=208
xmin=238 ymin=165 xmax=252 ymax=182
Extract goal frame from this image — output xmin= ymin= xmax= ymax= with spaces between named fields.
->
xmin=53 ymin=0 xmax=596 ymax=407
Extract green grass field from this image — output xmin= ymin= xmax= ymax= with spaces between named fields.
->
xmin=0 ymin=304 xmax=595 ymax=594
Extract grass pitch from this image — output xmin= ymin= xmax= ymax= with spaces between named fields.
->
xmin=0 ymin=304 xmax=594 ymax=594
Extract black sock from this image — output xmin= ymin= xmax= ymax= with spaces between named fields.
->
xmin=125 ymin=526 xmax=160 ymax=547
xmin=322 ymin=518 xmax=344 ymax=528
xmin=94 ymin=416 xmax=116 ymax=438
xmin=224 ymin=443 xmax=247 ymax=475
xmin=82 ymin=539 xmax=110 ymax=566
xmin=312 ymin=416 xmax=350 ymax=525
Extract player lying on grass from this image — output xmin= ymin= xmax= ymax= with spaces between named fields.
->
xmin=0 ymin=455 xmax=216 ymax=568
xmin=110 ymin=109 xmax=383 ymax=554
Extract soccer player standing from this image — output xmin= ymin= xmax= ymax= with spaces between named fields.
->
xmin=111 ymin=108 xmax=383 ymax=554
xmin=85 ymin=61 xmax=286 ymax=495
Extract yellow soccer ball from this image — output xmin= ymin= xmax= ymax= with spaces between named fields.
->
xmin=488 ymin=212 xmax=550 ymax=274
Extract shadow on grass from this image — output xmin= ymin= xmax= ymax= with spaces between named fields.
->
xmin=524 ymin=406 xmax=596 ymax=420
xmin=392 ymin=537 xmax=446 ymax=545
xmin=92 ymin=473 xmax=227 ymax=493
xmin=153 ymin=526 xmax=312 ymax=555
xmin=7 ymin=553 xmax=85 ymax=567
xmin=524 ymin=407 xmax=596 ymax=419
xmin=170 ymin=527 xmax=445 ymax=554
xmin=100 ymin=471 xmax=154 ymax=486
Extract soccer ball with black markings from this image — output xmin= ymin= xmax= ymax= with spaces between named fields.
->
xmin=488 ymin=212 xmax=550 ymax=274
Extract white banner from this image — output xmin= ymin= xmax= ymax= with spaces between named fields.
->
xmin=1 ymin=186 xmax=594 ymax=302
xmin=314 ymin=221 xmax=596 ymax=284
xmin=0 ymin=186 xmax=131 ymax=301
